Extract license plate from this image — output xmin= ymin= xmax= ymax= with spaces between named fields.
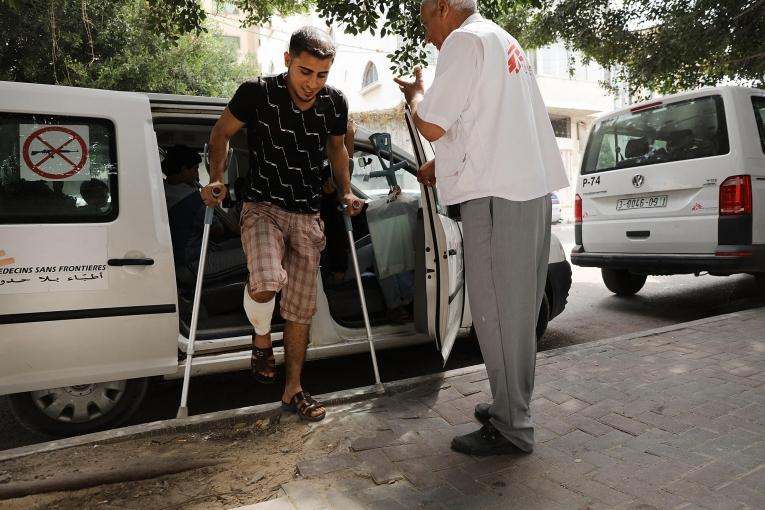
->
xmin=616 ymin=195 xmax=668 ymax=211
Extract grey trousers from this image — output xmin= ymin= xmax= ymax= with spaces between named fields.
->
xmin=461 ymin=195 xmax=551 ymax=452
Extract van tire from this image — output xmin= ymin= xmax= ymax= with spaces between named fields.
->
xmin=8 ymin=378 xmax=149 ymax=437
xmin=536 ymin=292 xmax=551 ymax=340
xmin=755 ymin=273 xmax=765 ymax=300
xmin=601 ymin=269 xmax=647 ymax=296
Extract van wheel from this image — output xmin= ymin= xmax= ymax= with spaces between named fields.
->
xmin=601 ymin=269 xmax=647 ymax=296
xmin=756 ymin=274 xmax=765 ymax=300
xmin=536 ymin=292 xmax=551 ymax=341
xmin=8 ymin=378 xmax=148 ymax=437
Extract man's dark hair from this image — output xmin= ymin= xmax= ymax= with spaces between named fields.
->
xmin=289 ymin=26 xmax=336 ymax=60
xmin=161 ymin=145 xmax=202 ymax=176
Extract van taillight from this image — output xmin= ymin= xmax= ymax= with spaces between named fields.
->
xmin=719 ymin=175 xmax=752 ymax=216
xmin=574 ymin=194 xmax=582 ymax=224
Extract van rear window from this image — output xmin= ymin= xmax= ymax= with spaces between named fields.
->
xmin=753 ymin=96 xmax=765 ymax=155
xmin=0 ymin=114 xmax=117 ymax=224
xmin=581 ymin=95 xmax=729 ymax=175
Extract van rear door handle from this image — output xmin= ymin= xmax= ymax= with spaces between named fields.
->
xmin=108 ymin=258 xmax=155 ymax=266
xmin=626 ymin=231 xmax=650 ymax=239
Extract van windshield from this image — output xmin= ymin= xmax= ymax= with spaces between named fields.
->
xmin=753 ymin=96 xmax=765 ymax=154
xmin=582 ymin=95 xmax=729 ymax=175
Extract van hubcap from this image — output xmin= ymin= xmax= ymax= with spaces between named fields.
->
xmin=30 ymin=381 xmax=127 ymax=423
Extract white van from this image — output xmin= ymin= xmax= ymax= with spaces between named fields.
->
xmin=572 ymin=86 xmax=765 ymax=295
xmin=0 ymin=81 xmax=572 ymax=436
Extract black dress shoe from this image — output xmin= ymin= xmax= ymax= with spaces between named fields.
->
xmin=474 ymin=402 xmax=491 ymax=424
xmin=451 ymin=423 xmax=531 ymax=456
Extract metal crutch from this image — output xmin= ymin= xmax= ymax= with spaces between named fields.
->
xmin=335 ymin=160 xmax=384 ymax=394
xmin=176 ymin=188 xmax=221 ymax=418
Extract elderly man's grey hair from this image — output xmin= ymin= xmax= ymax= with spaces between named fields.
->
xmin=421 ymin=0 xmax=478 ymax=12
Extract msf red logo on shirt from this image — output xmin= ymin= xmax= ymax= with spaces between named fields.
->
xmin=507 ymin=44 xmax=526 ymax=74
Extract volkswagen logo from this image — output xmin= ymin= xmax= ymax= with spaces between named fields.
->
xmin=632 ymin=174 xmax=645 ymax=188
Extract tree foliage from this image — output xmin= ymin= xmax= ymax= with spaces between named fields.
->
xmin=0 ymin=0 xmax=259 ymax=96
xmin=501 ymin=0 xmax=765 ymax=95
xmin=24 ymin=0 xmax=760 ymax=97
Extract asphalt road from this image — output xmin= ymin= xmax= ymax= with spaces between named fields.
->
xmin=1 ymin=222 xmax=762 ymax=450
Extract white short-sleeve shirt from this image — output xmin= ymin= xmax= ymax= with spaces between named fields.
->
xmin=417 ymin=15 xmax=569 ymax=206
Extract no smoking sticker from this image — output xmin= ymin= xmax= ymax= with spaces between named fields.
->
xmin=19 ymin=124 xmax=90 ymax=181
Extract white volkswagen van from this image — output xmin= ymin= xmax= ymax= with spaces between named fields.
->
xmin=572 ymin=86 xmax=765 ymax=295
xmin=0 ymin=81 xmax=571 ymax=436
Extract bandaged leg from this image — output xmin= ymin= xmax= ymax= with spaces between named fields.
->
xmin=243 ymin=286 xmax=275 ymax=335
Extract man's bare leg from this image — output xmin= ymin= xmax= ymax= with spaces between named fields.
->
xmin=282 ymin=319 xmax=324 ymax=418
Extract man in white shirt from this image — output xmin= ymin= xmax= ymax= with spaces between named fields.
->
xmin=395 ymin=0 xmax=568 ymax=455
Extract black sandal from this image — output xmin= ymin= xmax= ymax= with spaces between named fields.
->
xmin=281 ymin=391 xmax=326 ymax=422
xmin=251 ymin=345 xmax=276 ymax=385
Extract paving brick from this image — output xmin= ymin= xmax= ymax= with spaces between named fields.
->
xmin=684 ymin=460 xmax=748 ymax=489
xmin=615 ymin=399 xmax=660 ymax=418
xmin=521 ymin=476 xmax=590 ymax=506
xmin=667 ymin=479 xmax=743 ymax=510
xmin=691 ymin=428 xmax=761 ymax=456
xmin=322 ymin=489 xmax=367 ymax=510
xmin=449 ymin=392 xmax=489 ymax=416
xmin=281 ymin=481 xmax=328 ymax=510
xmin=537 ymin=415 xmax=576 ymax=435
xmin=438 ymin=466 xmax=490 ymax=496
xmin=716 ymin=480 xmax=765 ymax=509
xmin=432 ymin=402 xmax=473 ymax=426
xmin=633 ymin=459 xmax=695 ymax=486
xmin=559 ymin=398 xmax=591 ymax=415
xmin=534 ymin=426 xmax=558 ymax=443
xmin=546 ymin=429 xmax=595 ymax=456
xmin=737 ymin=464 xmax=765 ymax=491
xmin=664 ymin=427 xmax=719 ymax=449
xmin=350 ymin=430 xmax=406 ymax=452
xmin=565 ymin=414 xmax=614 ymax=437
xmin=394 ymin=459 xmax=442 ymax=490
xmin=634 ymin=411 xmax=693 ymax=433
xmin=539 ymin=388 xmax=573 ymax=405
xmin=581 ymin=399 xmax=624 ymax=419
xmin=419 ymin=452 xmax=476 ymax=471
xmin=356 ymin=449 xmax=404 ymax=485
xmin=297 ymin=453 xmax=360 ymax=477
xmin=598 ymin=413 xmax=653 ymax=436
xmin=583 ymin=429 xmax=634 ymax=451
xmin=383 ymin=442 xmax=436 ymax=463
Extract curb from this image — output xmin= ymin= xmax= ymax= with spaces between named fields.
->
xmin=2 ymin=307 xmax=761 ymax=463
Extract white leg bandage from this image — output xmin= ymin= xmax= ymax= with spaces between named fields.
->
xmin=243 ymin=286 xmax=275 ymax=336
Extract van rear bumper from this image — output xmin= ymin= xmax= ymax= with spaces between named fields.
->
xmin=570 ymin=244 xmax=765 ymax=275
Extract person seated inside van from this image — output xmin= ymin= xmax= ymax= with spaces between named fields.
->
xmin=79 ymin=178 xmax=109 ymax=214
xmin=161 ymin=144 xmax=243 ymax=276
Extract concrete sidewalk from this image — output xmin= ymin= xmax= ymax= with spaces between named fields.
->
xmin=235 ymin=308 xmax=765 ymax=510
xmin=1 ymin=308 xmax=763 ymax=510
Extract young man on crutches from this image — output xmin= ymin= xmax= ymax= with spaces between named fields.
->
xmin=202 ymin=27 xmax=362 ymax=422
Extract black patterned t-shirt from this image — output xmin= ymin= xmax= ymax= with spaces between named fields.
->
xmin=228 ymin=74 xmax=348 ymax=213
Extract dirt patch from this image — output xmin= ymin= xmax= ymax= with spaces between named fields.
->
xmin=0 ymin=411 xmax=348 ymax=510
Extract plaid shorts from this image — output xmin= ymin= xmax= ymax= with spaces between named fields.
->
xmin=240 ymin=202 xmax=326 ymax=324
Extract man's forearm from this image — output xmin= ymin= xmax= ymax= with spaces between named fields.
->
xmin=330 ymin=151 xmax=351 ymax=195
xmin=208 ymin=128 xmax=230 ymax=183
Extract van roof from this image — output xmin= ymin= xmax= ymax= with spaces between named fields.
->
xmin=146 ymin=93 xmax=229 ymax=107
xmin=597 ymin=85 xmax=765 ymax=122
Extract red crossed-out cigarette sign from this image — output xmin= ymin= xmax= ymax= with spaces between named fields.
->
xmin=22 ymin=126 xmax=88 ymax=180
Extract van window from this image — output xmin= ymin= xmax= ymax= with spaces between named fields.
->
xmin=582 ymin=95 xmax=729 ymax=175
xmin=753 ymin=96 xmax=765 ymax=155
xmin=0 ymin=113 xmax=117 ymax=224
